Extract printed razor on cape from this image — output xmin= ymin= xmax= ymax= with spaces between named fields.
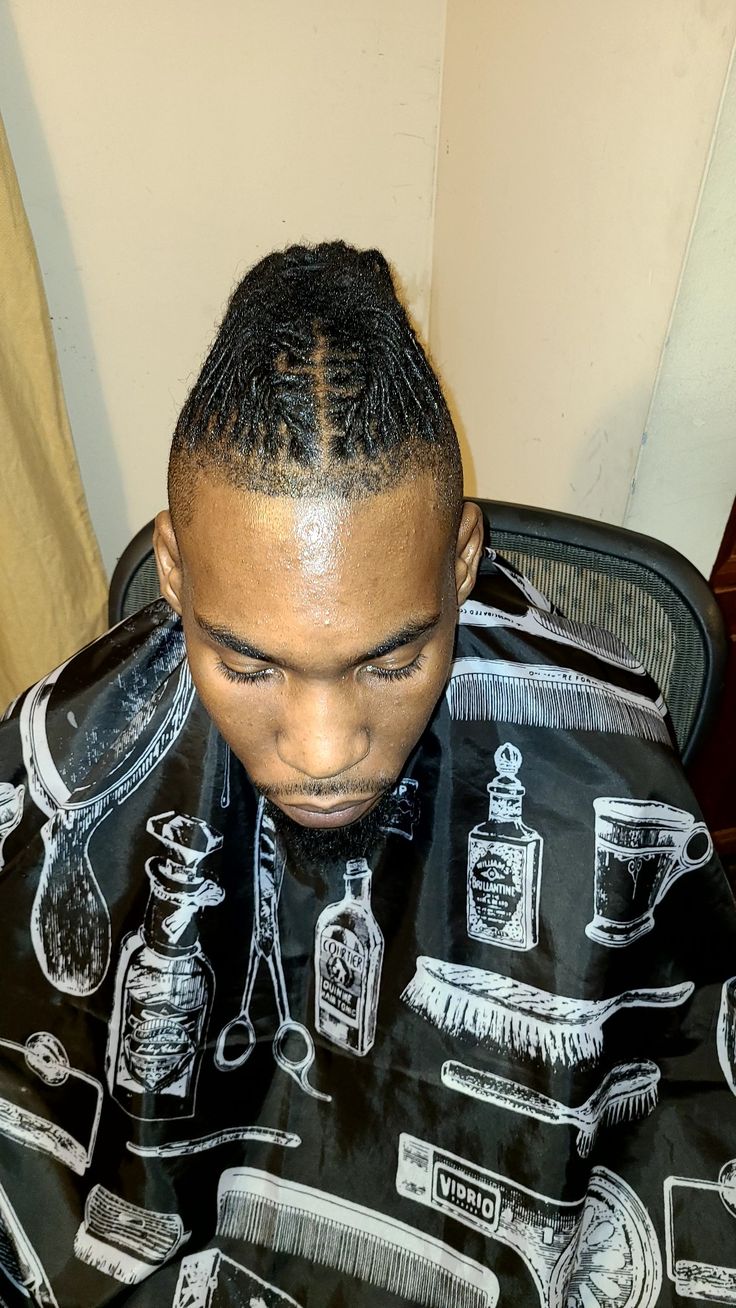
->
xmin=0 ymin=1031 xmax=102 ymax=1174
xmin=397 ymin=1135 xmax=662 ymax=1308
xmin=664 ymin=1159 xmax=736 ymax=1302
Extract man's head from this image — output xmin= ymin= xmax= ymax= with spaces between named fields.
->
xmin=154 ymin=242 xmax=484 ymax=838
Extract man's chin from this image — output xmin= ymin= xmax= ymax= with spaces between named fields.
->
xmin=272 ymin=795 xmax=379 ymax=831
xmin=263 ymin=789 xmax=396 ymax=866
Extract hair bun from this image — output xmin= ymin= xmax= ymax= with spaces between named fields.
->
xmin=276 ymin=242 xmax=396 ymax=310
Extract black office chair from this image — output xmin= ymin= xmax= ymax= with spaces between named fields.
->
xmin=108 ymin=501 xmax=728 ymax=765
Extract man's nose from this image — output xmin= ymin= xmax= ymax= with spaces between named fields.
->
xmin=276 ymin=683 xmax=370 ymax=782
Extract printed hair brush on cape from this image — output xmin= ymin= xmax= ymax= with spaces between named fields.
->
xmin=401 ymin=957 xmax=694 ymax=1067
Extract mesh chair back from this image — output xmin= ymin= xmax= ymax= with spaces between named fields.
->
xmin=108 ymin=503 xmax=727 ymax=763
xmin=116 ymin=554 xmax=160 ymax=617
xmin=481 ymin=500 xmax=727 ymax=762
xmin=108 ymin=522 xmax=161 ymax=626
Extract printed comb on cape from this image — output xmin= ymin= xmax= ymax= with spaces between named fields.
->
xmin=446 ymin=657 xmax=670 ymax=742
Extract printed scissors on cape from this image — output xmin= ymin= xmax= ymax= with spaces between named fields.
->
xmin=214 ymin=799 xmax=330 ymax=1102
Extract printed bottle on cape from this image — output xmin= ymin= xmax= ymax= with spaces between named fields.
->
xmin=106 ymin=812 xmax=224 ymax=1120
xmin=467 ymin=742 xmax=543 ymax=950
xmin=314 ymin=857 xmax=384 ymax=1056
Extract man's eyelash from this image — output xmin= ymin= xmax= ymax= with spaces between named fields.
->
xmin=217 ymin=661 xmax=273 ymax=685
xmin=366 ymin=654 xmax=425 ymax=682
xmin=217 ymin=654 xmax=426 ymax=685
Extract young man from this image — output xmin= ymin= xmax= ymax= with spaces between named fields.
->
xmin=0 ymin=243 xmax=734 ymax=1307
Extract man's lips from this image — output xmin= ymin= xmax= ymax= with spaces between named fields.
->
xmin=277 ymin=796 xmax=378 ymax=829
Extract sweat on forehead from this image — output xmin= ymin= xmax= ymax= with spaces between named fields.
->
xmin=171 ymin=473 xmax=457 ymax=678
xmin=167 ymin=240 xmax=463 ymax=529
xmin=175 ymin=470 xmax=456 ymax=588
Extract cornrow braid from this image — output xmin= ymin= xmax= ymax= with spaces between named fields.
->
xmin=169 ymin=241 xmax=463 ymax=522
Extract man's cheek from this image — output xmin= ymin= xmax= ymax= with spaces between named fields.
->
xmin=190 ymin=677 xmax=260 ymax=748
xmin=213 ymin=700 xmax=265 ymax=746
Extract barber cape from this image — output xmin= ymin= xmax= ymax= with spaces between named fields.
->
xmin=0 ymin=551 xmax=734 ymax=1308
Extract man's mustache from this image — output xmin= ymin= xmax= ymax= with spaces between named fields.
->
xmin=255 ymin=775 xmax=396 ymax=799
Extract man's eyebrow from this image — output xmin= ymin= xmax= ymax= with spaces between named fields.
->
xmin=193 ymin=612 xmax=442 ymax=667
xmin=194 ymin=614 xmax=283 ymax=664
xmin=356 ymin=616 xmax=442 ymax=663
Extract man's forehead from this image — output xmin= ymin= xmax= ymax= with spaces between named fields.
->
xmin=177 ymin=476 xmax=452 ymax=658
xmin=179 ymin=474 xmax=451 ymax=577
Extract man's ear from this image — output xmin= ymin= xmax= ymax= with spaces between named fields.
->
xmin=153 ymin=510 xmax=183 ymax=615
xmin=454 ymin=500 xmax=485 ymax=605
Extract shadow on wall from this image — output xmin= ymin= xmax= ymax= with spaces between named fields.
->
xmin=388 ymin=259 xmax=479 ymax=498
xmin=455 ymin=382 xmax=652 ymax=523
xmin=566 ymin=385 xmax=655 ymax=527
xmin=431 ymin=366 xmax=479 ymax=498
xmin=0 ymin=0 xmax=124 ymax=579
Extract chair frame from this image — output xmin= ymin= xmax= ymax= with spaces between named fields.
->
xmin=473 ymin=499 xmax=728 ymax=764
xmin=108 ymin=501 xmax=728 ymax=764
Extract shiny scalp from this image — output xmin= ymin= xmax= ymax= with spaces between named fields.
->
xmin=168 ymin=241 xmax=463 ymax=524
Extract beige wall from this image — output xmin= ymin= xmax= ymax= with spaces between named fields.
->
xmin=3 ymin=0 xmax=736 ymax=579
xmin=429 ymin=1 xmax=736 ymax=555
xmin=1 ymin=0 xmax=445 ymax=573
xmin=625 ymin=40 xmax=736 ymax=577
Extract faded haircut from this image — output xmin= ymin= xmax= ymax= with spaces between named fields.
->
xmin=168 ymin=241 xmax=463 ymax=525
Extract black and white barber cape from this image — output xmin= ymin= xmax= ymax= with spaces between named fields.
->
xmin=0 ymin=551 xmax=734 ymax=1308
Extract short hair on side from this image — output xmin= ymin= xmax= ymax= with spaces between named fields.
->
xmin=168 ymin=241 xmax=463 ymax=525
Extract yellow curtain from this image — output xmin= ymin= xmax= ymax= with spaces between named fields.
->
xmin=0 ymin=116 xmax=107 ymax=708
